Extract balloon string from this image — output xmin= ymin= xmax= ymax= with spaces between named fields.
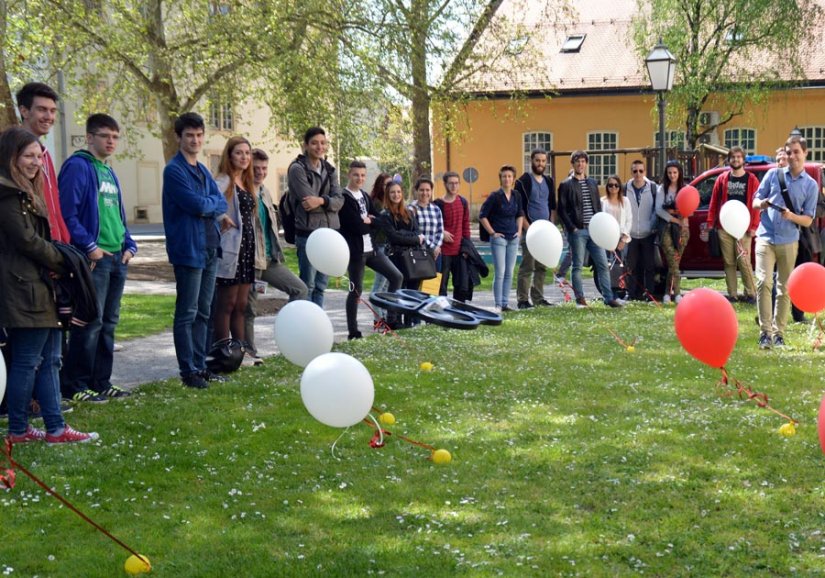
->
xmin=577 ymin=298 xmax=636 ymax=350
xmin=1 ymin=438 xmax=147 ymax=565
xmin=611 ymin=251 xmax=661 ymax=307
xmin=330 ymin=426 xmax=350 ymax=460
xmin=717 ymin=367 xmax=797 ymax=424
xmin=556 ymin=278 xmax=572 ymax=302
xmin=362 ymin=417 xmax=436 ymax=452
xmin=735 ymin=239 xmax=748 ymax=260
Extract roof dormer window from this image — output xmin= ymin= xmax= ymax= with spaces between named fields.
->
xmin=561 ymin=34 xmax=586 ymax=53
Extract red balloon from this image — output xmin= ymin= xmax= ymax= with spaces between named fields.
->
xmin=787 ymin=262 xmax=825 ymax=313
xmin=674 ymin=288 xmax=738 ymax=368
xmin=676 ymin=186 xmax=700 ymax=217
xmin=818 ymin=394 xmax=825 ymax=455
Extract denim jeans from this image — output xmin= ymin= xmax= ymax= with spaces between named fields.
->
xmin=64 ymin=251 xmax=127 ymax=393
xmin=173 ymin=248 xmax=218 ymax=377
xmin=7 ymin=328 xmax=64 ymax=435
xmin=295 ymin=235 xmax=328 ymax=307
xmin=569 ymin=229 xmax=614 ymax=303
xmin=490 ymin=236 xmax=519 ymax=307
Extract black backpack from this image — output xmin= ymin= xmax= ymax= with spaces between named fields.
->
xmin=278 ymin=190 xmax=296 ymax=244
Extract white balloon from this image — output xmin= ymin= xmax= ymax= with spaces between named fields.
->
xmin=306 ymin=228 xmax=350 ymax=277
xmin=719 ymin=199 xmax=750 ymax=240
xmin=0 ymin=351 xmax=5 ymax=407
xmin=301 ymin=352 xmax=375 ymax=428
xmin=274 ymin=300 xmax=334 ymax=367
xmin=588 ymin=212 xmax=621 ymax=251
xmin=525 ymin=220 xmax=563 ymax=268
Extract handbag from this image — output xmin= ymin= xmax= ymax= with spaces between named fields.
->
xmin=777 ymin=169 xmax=822 ymax=255
xmin=394 ymin=246 xmax=437 ymax=281
xmin=707 ymin=227 xmax=722 ymax=258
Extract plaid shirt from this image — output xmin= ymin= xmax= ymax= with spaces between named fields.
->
xmin=408 ymin=201 xmax=443 ymax=250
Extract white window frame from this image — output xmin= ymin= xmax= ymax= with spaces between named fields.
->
xmin=587 ymin=131 xmax=617 ymax=185
xmin=561 ymin=34 xmax=586 ymax=53
xmin=209 ymin=100 xmax=234 ymax=132
xmin=653 ymin=130 xmax=687 ymax=151
xmin=723 ymin=127 xmax=757 ymax=155
xmin=522 ymin=132 xmax=553 ymax=175
xmin=799 ymin=126 xmax=825 ymax=163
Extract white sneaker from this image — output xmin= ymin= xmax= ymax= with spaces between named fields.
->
xmin=662 ymin=295 xmax=672 ymax=304
xmin=674 ymin=294 xmax=683 ymax=304
xmin=493 ymin=306 xmax=502 ymax=314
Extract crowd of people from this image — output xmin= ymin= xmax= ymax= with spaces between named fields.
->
xmin=1 ymin=79 xmax=821 ymax=444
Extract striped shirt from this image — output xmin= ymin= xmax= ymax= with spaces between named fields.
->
xmin=408 ymin=201 xmax=444 ymax=250
xmin=580 ymin=179 xmax=594 ymax=227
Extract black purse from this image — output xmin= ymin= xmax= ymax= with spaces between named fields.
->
xmin=394 ymin=247 xmax=437 ymax=281
xmin=708 ymin=228 xmax=722 ymax=258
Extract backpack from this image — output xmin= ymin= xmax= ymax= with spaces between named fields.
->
xmin=278 ymin=189 xmax=295 ymax=244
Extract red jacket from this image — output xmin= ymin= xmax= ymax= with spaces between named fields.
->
xmin=706 ymin=170 xmax=760 ymax=233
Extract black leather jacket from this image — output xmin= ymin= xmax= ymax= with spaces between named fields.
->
xmin=558 ymin=176 xmax=601 ymax=232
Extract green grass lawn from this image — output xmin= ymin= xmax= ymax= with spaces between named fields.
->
xmin=118 ymin=294 xmax=176 ymax=341
xmin=5 ymin=300 xmax=824 ymax=576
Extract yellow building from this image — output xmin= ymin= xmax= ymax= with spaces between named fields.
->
xmin=432 ymin=0 xmax=825 ymax=207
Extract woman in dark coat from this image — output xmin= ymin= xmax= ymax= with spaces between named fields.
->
xmin=0 ymin=127 xmax=98 ymax=444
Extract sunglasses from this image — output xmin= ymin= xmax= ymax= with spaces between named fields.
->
xmin=606 ymin=183 xmax=620 ymax=189
xmin=632 ymin=169 xmax=644 ymax=174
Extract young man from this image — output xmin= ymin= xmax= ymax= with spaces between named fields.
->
xmin=243 ymin=149 xmax=307 ymax=362
xmin=287 ymin=127 xmax=343 ymax=307
xmin=557 ymin=151 xmax=623 ymax=308
xmin=704 ymin=146 xmax=759 ymax=303
xmin=514 ymin=149 xmax=555 ymax=308
xmin=16 ymin=82 xmax=70 ymax=244
xmin=434 ymin=172 xmax=471 ymax=300
xmin=59 ymin=114 xmax=137 ymax=402
xmin=162 ymin=112 xmax=229 ymax=389
xmin=752 ymin=135 xmax=819 ymax=349
xmin=623 ymin=160 xmax=658 ymax=301
xmin=339 ymin=161 xmax=403 ymax=339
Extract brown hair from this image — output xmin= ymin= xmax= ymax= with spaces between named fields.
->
xmin=385 ymin=180 xmax=411 ymax=224
xmin=370 ymin=173 xmax=391 ymax=209
xmin=217 ymin=136 xmax=256 ymax=204
xmin=605 ymin=175 xmax=624 ymax=200
xmin=0 ymin=127 xmax=44 ymax=202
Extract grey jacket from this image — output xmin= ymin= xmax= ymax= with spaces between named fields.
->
xmin=624 ymin=178 xmax=658 ymax=239
xmin=287 ymin=155 xmax=343 ymax=235
xmin=214 ymin=174 xmax=266 ymax=279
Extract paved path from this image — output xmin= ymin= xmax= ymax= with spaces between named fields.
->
xmin=113 ymin=278 xmax=603 ymax=388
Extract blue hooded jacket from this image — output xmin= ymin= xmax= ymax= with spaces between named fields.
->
xmin=58 ymin=150 xmax=138 ymax=256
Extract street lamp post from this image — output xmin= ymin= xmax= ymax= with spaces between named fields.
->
xmin=645 ymin=40 xmax=677 ymax=179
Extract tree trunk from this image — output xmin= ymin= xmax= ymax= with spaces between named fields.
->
xmin=158 ymin=98 xmax=179 ymax=163
xmin=410 ymin=0 xmax=432 ymax=181
xmin=0 ymin=0 xmax=20 ymax=130
xmin=685 ymin=107 xmax=699 ymax=150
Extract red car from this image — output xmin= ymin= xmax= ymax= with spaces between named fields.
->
xmin=675 ymin=160 xmax=824 ymax=277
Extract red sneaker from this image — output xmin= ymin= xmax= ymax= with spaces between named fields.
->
xmin=7 ymin=425 xmax=47 ymax=444
xmin=45 ymin=425 xmax=99 ymax=445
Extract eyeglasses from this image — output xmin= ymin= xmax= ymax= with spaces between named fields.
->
xmin=92 ymin=132 xmax=120 ymax=142
xmin=606 ymin=183 xmax=619 ymax=189
xmin=632 ymin=169 xmax=644 ymax=174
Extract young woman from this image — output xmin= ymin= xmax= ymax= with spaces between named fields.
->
xmin=601 ymin=175 xmax=633 ymax=300
xmin=0 ymin=127 xmax=98 ymax=444
xmin=407 ymin=176 xmax=443 ymax=288
xmin=213 ymin=136 xmax=262 ymax=353
xmin=479 ymin=165 xmax=524 ymax=312
xmin=655 ymin=160 xmax=690 ymax=303
xmin=377 ymin=181 xmax=425 ymax=288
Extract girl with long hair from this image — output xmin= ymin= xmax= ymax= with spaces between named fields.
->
xmin=213 ymin=136 xmax=262 ymax=358
xmin=377 ymin=180 xmax=425 ymax=290
xmin=0 ymin=127 xmax=97 ymax=443
xmin=655 ymin=160 xmax=689 ymax=303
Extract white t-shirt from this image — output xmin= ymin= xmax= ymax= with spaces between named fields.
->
xmin=348 ymin=188 xmax=373 ymax=253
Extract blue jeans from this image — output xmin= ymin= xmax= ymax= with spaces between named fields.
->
xmin=569 ymin=229 xmax=614 ymax=303
xmin=490 ymin=236 xmax=519 ymax=308
xmin=7 ymin=328 xmax=64 ymax=435
xmin=295 ymin=235 xmax=328 ymax=307
xmin=65 ymin=251 xmax=127 ymax=393
xmin=173 ymin=248 xmax=218 ymax=377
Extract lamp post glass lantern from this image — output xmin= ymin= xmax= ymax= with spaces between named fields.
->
xmin=646 ymin=40 xmax=677 ymax=179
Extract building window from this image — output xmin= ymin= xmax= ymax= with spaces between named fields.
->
xmin=209 ymin=100 xmax=234 ymax=131
xmin=723 ymin=128 xmax=756 ymax=155
xmin=653 ymin=131 xmax=687 ymax=151
xmin=799 ymin=127 xmax=825 ymax=162
xmin=587 ymin=132 xmax=617 ymax=185
xmin=278 ymin=172 xmax=289 ymax=201
xmin=561 ymin=34 xmax=586 ymax=53
xmin=522 ymin=132 xmax=552 ymax=175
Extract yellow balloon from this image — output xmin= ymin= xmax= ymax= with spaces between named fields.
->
xmin=626 ymin=346 xmax=635 ymax=353
xmin=432 ymin=449 xmax=452 ymax=465
xmin=124 ymin=554 xmax=151 ymax=575
xmin=379 ymin=412 xmax=396 ymax=425
xmin=778 ymin=423 xmax=796 ymax=437
xmin=419 ymin=361 xmax=434 ymax=372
